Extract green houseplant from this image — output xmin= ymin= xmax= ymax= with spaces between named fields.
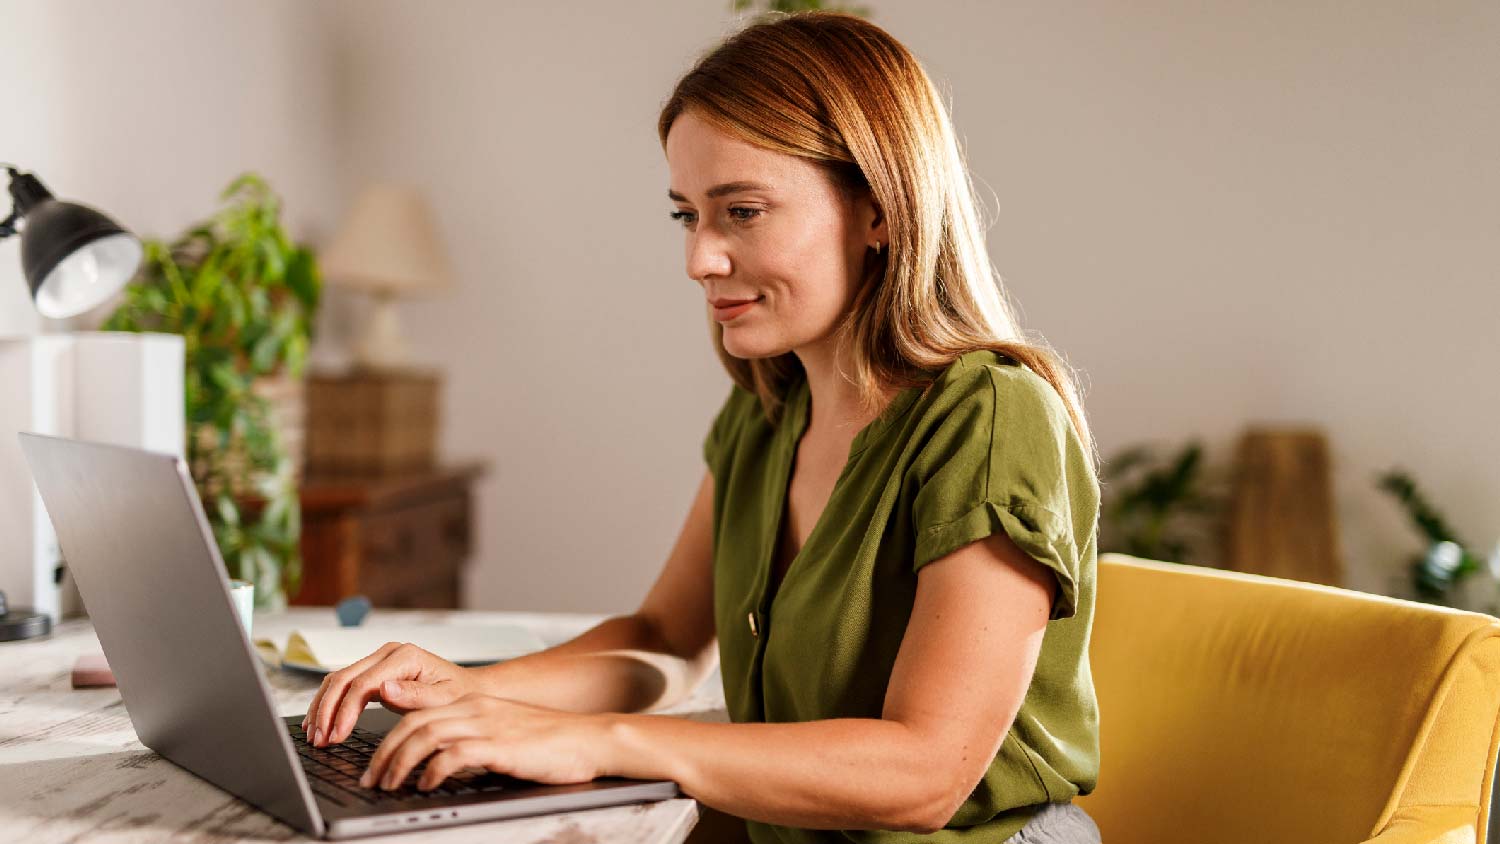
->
xmin=1378 ymin=468 xmax=1500 ymax=608
xmin=102 ymin=172 xmax=321 ymax=609
xmin=731 ymin=0 xmax=873 ymax=19
xmin=1100 ymin=440 xmax=1225 ymax=564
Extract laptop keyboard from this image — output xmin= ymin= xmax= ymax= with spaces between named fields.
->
xmin=288 ymin=723 xmax=510 ymax=806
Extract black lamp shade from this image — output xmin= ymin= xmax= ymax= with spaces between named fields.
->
xmin=9 ymin=171 xmax=142 ymax=319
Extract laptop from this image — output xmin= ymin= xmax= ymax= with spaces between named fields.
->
xmin=18 ymin=432 xmax=681 ymax=839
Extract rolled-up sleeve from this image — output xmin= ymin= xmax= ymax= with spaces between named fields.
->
xmin=909 ymin=364 xmax=1089 ymax=621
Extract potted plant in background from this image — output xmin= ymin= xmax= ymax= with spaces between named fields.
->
xmin=1100 ymin=439 xmax=1228 ymax=565
xmin=1378 ymin=468 xmax=1500 ymax=612
xmin=103 ymin=172 xmax=321 ymax=609
xmin=732 ymin=0 xmax=873 ymax=19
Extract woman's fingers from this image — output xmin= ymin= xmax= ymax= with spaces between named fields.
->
xmin=304 ymin=641 xmax=404 ymax=744
xmin=327 ymin=643 xmax=431 ymax=745
xmin=359 ymin=696 xmax=603 ymax=791
xmin=417 ymin=739 xmax=497 ymax=791
xmin=362 ymin=699 xmax=465 ymax=784
xmin=303 ymin=641 xmax=400 ymax=736
xmin=363 ymin=712 xmax=487 ymax=790
xmin=377 ymin=678 xmax=463 ymax=713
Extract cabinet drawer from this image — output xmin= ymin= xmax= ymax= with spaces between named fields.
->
xmin=359 ymin=493 xmax=471 ymax=606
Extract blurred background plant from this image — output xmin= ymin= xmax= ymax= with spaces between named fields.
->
xmin=731 ymin=0 xmax=872 ymax=20
xmin=102 ymin=172 xmax=320 ymax=609
xmin=1100 ymin=439 xmax=1229 ymax=565
xmin=1377 ymin=468 xmax=1500 ymax=610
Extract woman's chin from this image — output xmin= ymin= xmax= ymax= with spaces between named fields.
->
xmin=721 ymin=332 xmax=785 ymax=360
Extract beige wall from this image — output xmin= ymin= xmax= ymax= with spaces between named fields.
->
xmin=7 ymin=1 xmax=1496 ymax=613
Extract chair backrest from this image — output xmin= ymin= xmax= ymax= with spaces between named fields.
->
xmin=1074 ymin=554 xmax=1500 ymax=844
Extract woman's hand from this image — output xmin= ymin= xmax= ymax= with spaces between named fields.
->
xmin=303 ymin=642 xmax=486 ymax=747
xmin=358 ymin=693 xmax=611 ymax=791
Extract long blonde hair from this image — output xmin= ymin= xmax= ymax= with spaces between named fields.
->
xmin=658 ymin=11 xmax=1098 ymax=472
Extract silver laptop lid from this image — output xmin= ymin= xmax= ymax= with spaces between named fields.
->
xmin=18 ymin=432 xmax=323 ymax=837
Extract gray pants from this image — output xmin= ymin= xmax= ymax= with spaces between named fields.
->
xmin=1002 ymin=801 xmax=1102 ymax=844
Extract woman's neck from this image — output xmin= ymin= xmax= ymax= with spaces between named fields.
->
xmin=794 ymin=342 xmax=898 ymax=444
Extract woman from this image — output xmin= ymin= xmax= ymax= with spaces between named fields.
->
xmin=303 ymin=11 xmax=1103 ymax=843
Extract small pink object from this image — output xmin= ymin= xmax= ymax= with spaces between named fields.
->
xmin=72 ymin=653 xmax=116 ymax=688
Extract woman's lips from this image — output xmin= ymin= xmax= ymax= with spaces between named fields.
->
xmin=711 ymin=296 xmax=762 ymax=322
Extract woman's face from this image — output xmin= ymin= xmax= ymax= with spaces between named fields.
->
xmin=666 ymin=109 xmax=884 ymax=360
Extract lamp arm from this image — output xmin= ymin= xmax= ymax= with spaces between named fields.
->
xmin=0 ymin=211 xmax=17 ymax=240
xmin=0 ymin=164 xmax=22 ymax=239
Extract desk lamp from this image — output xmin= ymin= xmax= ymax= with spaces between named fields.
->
xmin=0 ymin=164 xmax=142 ymax=641
xmin=1 ymin=165 xmax=143 ymax=319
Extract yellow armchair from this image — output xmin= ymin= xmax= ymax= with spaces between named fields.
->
xmin=1076 ymin=554 xmax=1500 ymax=844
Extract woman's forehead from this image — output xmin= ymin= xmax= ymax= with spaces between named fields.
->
xmin=667 ymin=116 xmax=824 ymax=200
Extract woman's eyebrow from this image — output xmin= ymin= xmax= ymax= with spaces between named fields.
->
xmin=667 ymin=180 xmax=775 ymax=202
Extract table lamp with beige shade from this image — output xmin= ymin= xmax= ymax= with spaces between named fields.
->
xmin=319 ymin=184 xmax=453 ymax=371
xmin=306 ymin=185 xmax=452 ymax=475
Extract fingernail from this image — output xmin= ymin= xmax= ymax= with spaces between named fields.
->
xmin=314 ymin=727 xmax=323 ymax=745
xmin=359 ymin=771 xmax=372 ymax=788
xmin=383 ymin=680 xmax=400 ymax=697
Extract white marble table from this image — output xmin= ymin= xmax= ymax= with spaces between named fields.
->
xmin=0 ymin=607 xmax=730 ymax=843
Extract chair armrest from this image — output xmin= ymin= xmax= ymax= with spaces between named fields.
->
xmin=1359 ymin=804 xmax=1481 ymax=844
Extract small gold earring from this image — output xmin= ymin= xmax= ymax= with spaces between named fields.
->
xmin=873 ymin=241 xmax=884 ymax=256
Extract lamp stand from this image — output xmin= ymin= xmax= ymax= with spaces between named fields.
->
xmin=353 ymin=290 xmax=413 ymax=371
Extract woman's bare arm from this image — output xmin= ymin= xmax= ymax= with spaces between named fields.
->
xmin=593 ymin=529 xmax=1057 ymax=834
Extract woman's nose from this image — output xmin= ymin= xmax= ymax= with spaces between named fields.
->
xmin=686 ymin=231 xmax=731 ymax=283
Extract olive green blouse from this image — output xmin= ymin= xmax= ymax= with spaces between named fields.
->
xmin=702 ymin=349 xmax=1100 ymax=844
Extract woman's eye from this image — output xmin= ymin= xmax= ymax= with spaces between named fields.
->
xmin=668 ymin=208 xmax=762 ymax=228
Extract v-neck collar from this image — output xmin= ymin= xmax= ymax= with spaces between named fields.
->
xmin=760 ymin=375 xmax=923 ymax=612
xmin=784 ymin=374 xmax=923 ymax=460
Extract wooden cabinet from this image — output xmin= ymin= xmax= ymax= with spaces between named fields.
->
xmin=290 ymin=463 xmax=487 ymax=609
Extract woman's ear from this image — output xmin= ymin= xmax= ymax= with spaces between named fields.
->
xmin=862 ymin=194 xmax=888 ymax=248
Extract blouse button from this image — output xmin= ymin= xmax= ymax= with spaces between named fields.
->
xmin=747 ymin=612 xmax=759 ymax=638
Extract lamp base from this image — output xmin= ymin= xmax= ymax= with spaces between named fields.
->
xmin=0 ymin=608 xmax=51 ymax=641
xmin=353 ymin=291 xmax=413 ymax=370
xmin=0 ymin=590 xmax=52 ymax=640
